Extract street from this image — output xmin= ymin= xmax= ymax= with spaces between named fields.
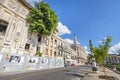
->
xmin=0 ymin=65 xmax=91 ymax=80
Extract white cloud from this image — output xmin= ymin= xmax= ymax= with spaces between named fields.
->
xmin=108 ymin=43 xmax=120 ymax=54
xmin=98 ymin=37 xmax=107 ymax=43
xmin=98 ymin=40 xmax=103 ymax=43
xmin=83 ymin=46 xmax=90 ymax=55
xmin=65 ymin=39 xmax=73 ymax=44
xmin=57 ymin=22 xmax=71 ymax=36
xmin=83 ymin=46 xmax=87 ymax=50
xmin=64 ymin=38 xmax=80 ymax=44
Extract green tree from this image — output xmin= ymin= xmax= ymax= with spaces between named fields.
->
xmin=27 ymin=1 xmax=58 ymax=37
xmin=35 ymin=52 xmax=42 ymax=57
xmin=89 ymin=36 xmax=112 ymax=64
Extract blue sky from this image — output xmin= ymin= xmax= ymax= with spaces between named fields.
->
xmin=26 ymin=0 xmax=120 ymax=54
xmin=43 ymin=0 xmax=120 ymax=45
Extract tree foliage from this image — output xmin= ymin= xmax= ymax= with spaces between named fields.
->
xmin=27 ymin=1 xmax=58 ymax=36
xmin=35 ymin=52 xmax=42 ymax=57
xmin=89 ymin=36 xmax=112 ymax=64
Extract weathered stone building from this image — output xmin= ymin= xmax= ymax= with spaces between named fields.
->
xmin=0 ymin=0 xmax=33 ymax=56
xmin=0 ymin=0 xmax=87 ymax=72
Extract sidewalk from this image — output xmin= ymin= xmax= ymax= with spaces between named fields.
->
xmin=82 ymin=67 xmax=120 ymax=80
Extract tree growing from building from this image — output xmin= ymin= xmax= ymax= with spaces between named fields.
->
xmin=27 ymin=1 xmax=58 ymax=37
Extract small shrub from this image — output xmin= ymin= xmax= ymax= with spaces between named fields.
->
xmin=35 ymin=52 xmax=42 ymax=57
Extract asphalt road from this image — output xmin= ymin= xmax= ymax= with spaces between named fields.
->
xmin=0 ymin=65 xmax=91 ymax=80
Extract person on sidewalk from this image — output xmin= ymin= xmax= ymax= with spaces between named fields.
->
xmin=92 ymin=60 xmax=99 ymax=73
xmin=113 ymin=64 xmax=116 ymax=71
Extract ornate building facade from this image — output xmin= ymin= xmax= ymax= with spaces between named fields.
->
xmin=0 ymin=0 xmax=32 ymax=57
xmin=71 ymin=35 xmax=87 ymax=64
xmin=105 ymin=54 xmax=120 ymax=64
xmin=38 ymin=34 xmax=78 ymax=65
xmin=0 ymin=0 xmax=87 ymax=72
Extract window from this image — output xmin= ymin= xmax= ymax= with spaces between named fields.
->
xmin=0 ymin=20 xmax=8 ymax=35
xmin=25 ymin=43 xmax=30 ymax=50
xmin=38 ymin=37 xmax=41 ymax=42
xmin=50 ymin=50 xmax=52 ymax=56
xmin=37 ymin=47 xmax=40 ymax=52
xmin=58 ymin=51 xmax=62 ymax=57
xmin=54 ymin=40 xmax=57 ymax=48
xmin=55 ymin=40 xmax=57 ymax=43
xmin=54 ymin=51 xmax=56 ymax=57
xmin=58 ymin=51 xmax=60 ymax=57
xmin=45 ymin=48 xmax=48 ymax=55
xmin=50 ymin=37 xmax=53 ymax=47
xmin=0 ymin=25 xmax=7 ymax=32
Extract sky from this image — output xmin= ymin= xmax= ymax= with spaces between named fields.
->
xmin=26 ymin=0 xmax=120 ymax=54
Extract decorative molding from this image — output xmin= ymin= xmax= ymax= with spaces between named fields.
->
xmin=7 ymin=0 xmax=27 ymax=18
xmin=15 ymin=4 xmax=20 ymax=13
xmin=5 ymin=19 xmax=16 ymax=42
xmin=2 ymin=10 xmax=11 ymax=22
xmin=21 ymin=8 xmax=27 ymax=16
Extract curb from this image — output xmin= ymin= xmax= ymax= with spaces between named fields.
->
xmin=0 ymin=67 xmax=66 ymax=76
xmin=107 ymin=67 xmax=120 ymax=74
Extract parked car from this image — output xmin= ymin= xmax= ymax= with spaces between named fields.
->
xmin=71 ymin=63 xmax=75 ymax=66
xmin=64 ymin=63 xmax=70 ymax=67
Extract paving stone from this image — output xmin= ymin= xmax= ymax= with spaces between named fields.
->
xmin=81 ymin=67 xmax=120 ymax=80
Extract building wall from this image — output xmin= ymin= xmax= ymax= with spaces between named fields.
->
xmin=38 ymin=34 xmax=78 ymax=64
xmin=105 ymin=54 xmax=120 ymax=64
xmin=71 ymin=43 xmax=87 ymax=65
xmin=0 ymin=0 xmax=38 ymax=56
xmin=0 ymin=0 xmax=86 ymax=66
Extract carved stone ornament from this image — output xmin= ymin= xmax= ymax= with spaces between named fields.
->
xmin=8 ymin=0 xmax=17 ymax=9
xmin=21 ymin=8 xmax=27 ymax=16
xmin=14 ymin=32 xmax=20 ymax=42
xmin=0 ymin=0 xmax=5 ymax=4
xmin=7 ymin=0 xmax=26 ymax=16
xmin=16 ymin=32 xmax=20 ymax=37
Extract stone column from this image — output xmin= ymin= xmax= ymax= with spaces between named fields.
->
xmin=4 ymin=18 xmax=17 ymax=44
xmin=18 ymin=20 xmax=26 ymax=49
